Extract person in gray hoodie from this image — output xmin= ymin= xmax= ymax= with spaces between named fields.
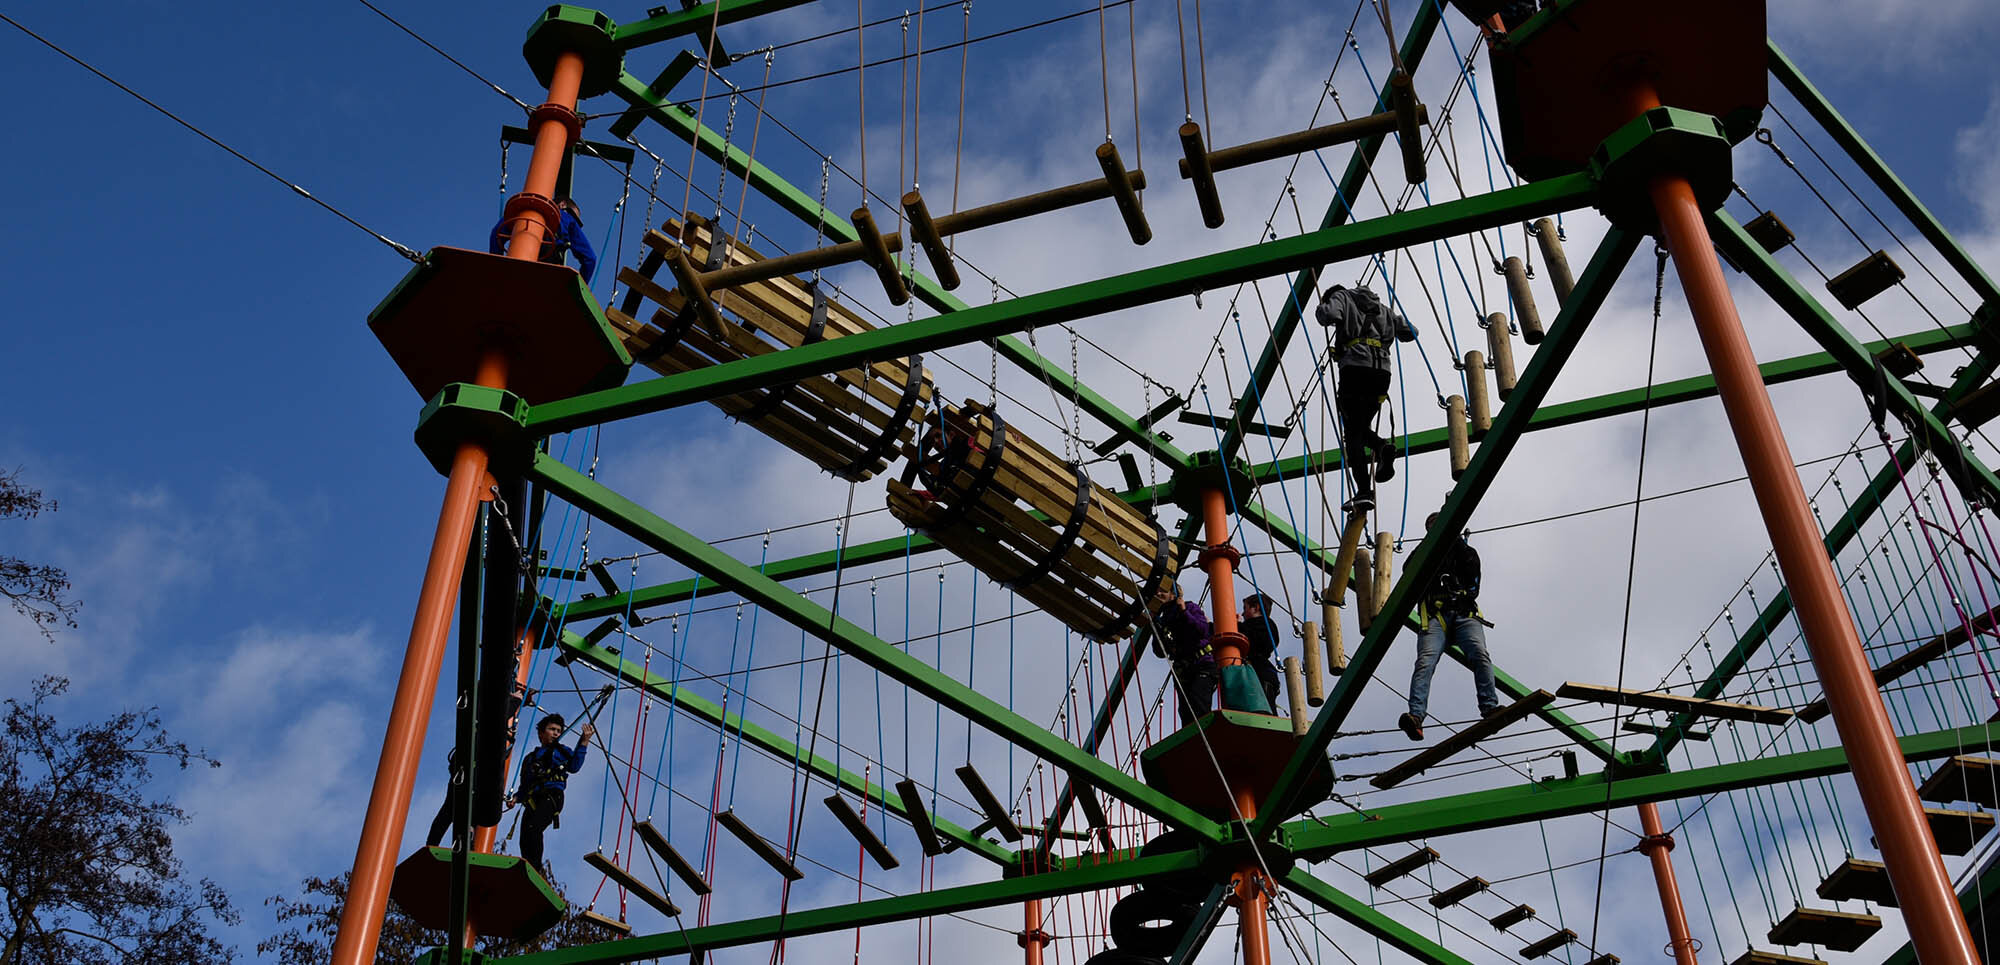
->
xmin=1316 ymin=284 xmax=1417 ymax=511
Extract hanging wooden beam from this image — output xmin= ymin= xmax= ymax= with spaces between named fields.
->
xmin=1428 ymin=875 xmax=1489 ymax=909
xmin=901 ymin=190 xmax=960 ymax=291
xmin=1817 ymin=857 xmax=1896 ymax=907
xmin=634 ymin=819 xmax=712 ymax=896
xmin=1924 ymin=805 xmax=1994 ymax=855
xmin=715 ymin=808 xmax=805 ymax=881
xmin=1918 ymin=755 xmax=2000 ymax=809
xmin=1180 ymin=107 xmax=1421 ymax=182
xmin=1362 ymin=846 xmax=1439 ymax=888
xmin=1487 ymin=312 xmax=1519 ymax=398
xmin=896 ymin=778 xmax=945 ymax=856
xmin=1389 ymin=71 xmax=1427 ymax=184
xmin=664 ymin=244 xmax=724 ymax=333
xmin=1180 ymin=122 xmax=1225 ymax=228
xmin=1096 ymin=140 xmax=1152 ymax=245
xmin=1556 ymin=682 xmax=1793 ymax=725
xmin=1531 ymin=218 xmax=1574 ymax=304
xmin=955 ymin=764 xmax=1024 ymax=842
xmin=1501 ymin=256 xmax=1543 ymax=344
xmin=583 ymin=850 xmax=681 ymax=917
xmin=851 ymin=206 xmax=910 ymax=305
xmin=1447 ymin=394 xmax=1470 ymax=478
xmin=1488 ymin=904 xmax=1536 ymax=929
xmin=1301 ymin=621 xmax=1325 ymax=705
xmin=579 ymin=909 xmax=633 ymax=936
xmin=824 ymin=794 xmax=900 ymax=870
xmin=1766 ymin=906 xmax=1881 ymax=953
xmin=1464 ymin=350 xmax=1492 ymax=434
xmin=1370 ymin=690 xmax=1555 ymax=789
xmin=1520 ymin=928 xmax=1578 ymax=959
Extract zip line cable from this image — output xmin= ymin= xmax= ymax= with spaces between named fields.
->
xmin=0 ymin=11 xmax=420 ymax=263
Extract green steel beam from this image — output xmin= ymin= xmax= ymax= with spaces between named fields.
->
xmin=1283 ymin=867 xmax=1477 ymax=965
xmin=1769 ymin=41 xmax=2000 ymax=307
xmin=495 ymin=848 xmax=1202 ymax=965
xmin=1282 ymin=721 xmax=1997 ymax=856
xmin=1251 ymin=227 xmax=1644 ymax=841
xmin=610 ymin=0 xmax=817 ymax=52
xmin=525 ymin=174 xmax=1597 ymax=435
xmin=1234 ymin=501 xmax=1623 ymax=766
xmin=554 ymin=628 xmax=1012 ymax=865
xmin=606 ymin=69 xmax=1193 ymax=469
xmin=527 ymin=452 xmax=1228 ymax=840
xmin=1243 ymin=321 xmax=1980 ymax=487
xmin=1216 ymin=0 xmax=1442 ymax=461
xmin=1645 ymin=349 xmax=1999 ymax=763
xmin=1711 ymin=211 xmax=2000 ymax=506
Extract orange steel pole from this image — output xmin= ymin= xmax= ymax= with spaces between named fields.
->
xmin=328 ymin=49 xmax=588 ymax=965
xmin=1636 ymin=802 xmax=1699 ymax=965
xmin=1021 ymin=899 xmax=1045 ymax=965
xmin=1198 ymin=488 xmax=1271 ymax=965
xmin=1644 ymin=84 xmax=1978 ymax=960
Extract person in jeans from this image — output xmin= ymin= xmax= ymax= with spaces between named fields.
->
xmin=1399 ymin=512 xmax=1498 ymax=741
xmin=1150 ymin=582 xmax=1215 ymax=727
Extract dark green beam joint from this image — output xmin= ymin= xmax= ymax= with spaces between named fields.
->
xmin=1588 ymin=107 xmax=1733 ymax=231
xmin=523 ymin=5 xmax=624 ymax=99
xmin=1165 ymin=450 xmax=1257 ymax=514
xmin=612 ymin=0 xmax=816 ymax=53
xmin=414 ymin=383 xmax=534 ymax=477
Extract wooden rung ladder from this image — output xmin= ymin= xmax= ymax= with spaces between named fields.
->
xmin=1766 ymin=906 xmax=1882 ymax=953
xmin=886 ymin=400 xmax=1178 ymax=641
xmin=610 ymin=215 xmax=935 ymax=483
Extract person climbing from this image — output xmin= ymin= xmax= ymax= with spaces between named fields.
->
xmin=510 ymin=712 xmax=596 ymax=875
xmin=1239 ymin=593 xmax=1286 ymax=713
xmin=425 ymin=688 xmax=527 ymax=849
xmin=1149 ymin=581 xmax=1215 ymax=727
xmin=489 ymin=196 xmax=598 ymax=283
xmin=1398 ymin=512 xmax=1498 ymax=741
xmin=1315 ymin=284 xmax=1418 ymax=512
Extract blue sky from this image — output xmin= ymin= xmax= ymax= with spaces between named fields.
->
xmin=7 ymin=1 xmax=2000 ymax=962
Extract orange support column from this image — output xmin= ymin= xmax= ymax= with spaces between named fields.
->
xmin=1020 ymin=899 xmax=1050 ymax=965
xmin=328 ymin=49 xmax=587 ymax=965
xmin=1647 ymin=128 xmax=1980 ymax=964
xmin=1636 ymin=802 xmax=1699 ymax=965
xmin=1198 ymin=487 xmax=1272 ymax=965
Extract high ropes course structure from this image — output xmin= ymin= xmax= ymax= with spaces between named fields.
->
xmin=325 ymin=2 xmax=2000 ymax=964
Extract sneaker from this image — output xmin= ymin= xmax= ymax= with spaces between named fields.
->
xmin=1342 ymin=494 xmax=1375 ymax=515
xmin=1375 ymin=454 xmax=1397 ymax=483
xmin=1481 ymin=705 xmax=1504 ymax=721
xmin=1397 ymin=712 xmax=1424 ymax=741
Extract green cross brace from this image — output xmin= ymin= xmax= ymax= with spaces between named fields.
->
xmin=609 ymin=0 xmax=817 ymax=53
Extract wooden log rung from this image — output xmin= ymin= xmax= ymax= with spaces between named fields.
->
xmin=1487 ymin=311 xmax=1519 ymax=399
xmin=633 ymin=819 xmax=711 ymax=896
xmin=1363 ymin=846 xmax=1439 ymax=888
xmin=1556 ymin=681 xmax=1794 ymax=725
xmin=955 ymin=764 xmax=1024 ymax=842
xmin=1180 ymin=121 xmax=1224 ymax=229
xmin=895 ymin=778 xmax=945 ymax=857
xmin=715 ymin=808 xmax=805 ymax=881
xmin=1428 ymin=875 xmax=1489 ymax=909
xmin=1530 ymin=218 xmax=1574 ymax=304
xmin=1520 ymin=928 xmax=1578 ymax=960
xmin=1371 ymin=690 xmax=1556 ymax=789
xmin=824 ymin=794 xmax=900 ymax=870
xmin=1095 ymin=140 xmax=1152 ymax=245
xmin=1501 ymin=256 xmax=1544 ymax=345
xmin=583 ymin=850 xmax=680 ymax=917
xmin=1186 ymin=107 xmax=1415 ymax=178
xmin=1766 ymin=905 xmax=1882 ymax=953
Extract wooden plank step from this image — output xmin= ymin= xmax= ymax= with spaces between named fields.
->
xmin=1621 ymin=719 xmax=1710 ymax=742
xmin=1556 ymin=681 xmax=1793 ymax=725
xmin=578 ymin=910 xmax=632 ymax=936
xmin=1926 ymin=806 xmax=1995 ymax=856
xmin=1582 ymin=956 xmax=1618 ymax=965
xmin=1520 ymin=928 xmax=1578 ymax=960
xmin=1766 ymin=905 xmax=1882 ymax=953
xmin=1728 ymin=951 xmax=1826 ymax=965
xmin=1918 ymin=755 xmax=2000 ymax=809
xmin=1363 ymin=846 xmax=1439 ymax=888
xmin=895 ymin=778 xmax=945 ymax=857
xmin=1815 ymin=857 xmax=1896 ymax=907
xmin=824 ymin=794 xmax=899 ymax=870
xmin=1371 ymin=691 xmax=1556 ymax=789
xmin=715 ymin=808 xmax=805 ymax=881
xmin=1488 ymin=903 xmax=1535 ymax=930
xmin=583 ymin=850 xmax=680 ymax=918
xmin=1428 ymin=875 xmax=1489 ymax=909
xmin=631 ymin=820 xmax=711 ymax=897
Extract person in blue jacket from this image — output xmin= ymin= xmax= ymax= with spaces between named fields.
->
xmin=510 ymin=713 xmax=595 ymax=874
xmin=489 ymin=197 xmax=597 ymax=283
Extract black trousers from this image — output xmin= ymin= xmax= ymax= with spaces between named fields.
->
xmin=426 ymin=794 xmax=454 ymax=849
xmin=1336 ymin=367 xmax=1392 ymax=497
xmin=519 ymin=788 xmax=565 ymax=874
xmin=1172 ymin=661 xmax=1218 ymax=727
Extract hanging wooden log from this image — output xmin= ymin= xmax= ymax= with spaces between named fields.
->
xmin=1284 ymin=657 xmax=1309 ymax=735
xmin=1301 ymin=620 xmax=1325 ymax=705
xmin=1826 ymin=249 xmax=1903 ymax=310
xmin=633 ymin=819 xmax=711 ymax=896
xmin=1353 ymin=544 xmax=1376 ymax=632
xmin=1501 ymin=256 xmax=1544 ymax=344
xmin=1390 ymin=70 xmax=1427 ymax=184
xmin=1446 ymin=395 xmax=1470 ymax=479
xmin=824 ymin=794 xmax=900 ymax=870
xmin=1179 ymin=122 xmax=1225 ymax=229
xmin=1328 ymin=510 xmax=1369 ymax=604
xmin=1324 ymin=597 xmax=1347 ymax=674
xmin=851 ymin=205 xmax=911 ymax=305
xmin=1464 ymin=350 xmax=1492 ymax=433
xmin=886 ymin=400 xmax=1179 ymax=641
xmin=715 ymin=808 xmax=805 ymax=881
xmin=1373 ymin=532 xmax=1395 ymax=620
xmin=1096 ymin=141 xmax=1152 ymax=245
xmin=1487 ymin=312 xmax=1519 ymax=399
xmin=901 ymin=190 xmax=960 ymax=291
xmin=1530 ymin=218 xmax=1574 ymax=304
xmin=610 ymin=217 xmax=935 ymax=483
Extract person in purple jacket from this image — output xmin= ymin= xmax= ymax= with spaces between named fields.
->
xmin=489 ymin=197 xmax=597 ymax=283
xmin=1150 ymin=582 xmax=1216 ymax=727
